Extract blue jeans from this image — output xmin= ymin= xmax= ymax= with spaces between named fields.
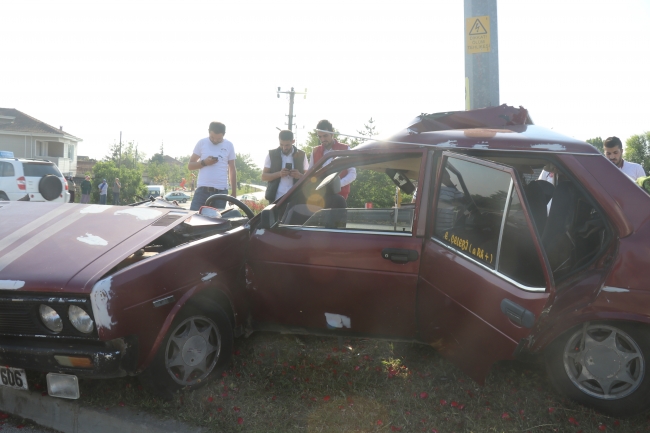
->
xmin=99 ymin=194 xmax=107 ymax=205
xmin=190 ymin=187 xmax=228 ymax=211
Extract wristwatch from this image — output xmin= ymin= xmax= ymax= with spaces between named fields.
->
xmin=200 ymin=159 xmax=206 ymax=167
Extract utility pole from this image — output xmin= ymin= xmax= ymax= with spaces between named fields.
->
xmin=277 ymin=87 xmax=307 ymax=131
xmin=464 ymin=0 xmax=499 ymax=110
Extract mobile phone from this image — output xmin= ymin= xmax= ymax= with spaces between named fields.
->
xmin=285 ymin=163 xmax=293 ymax=170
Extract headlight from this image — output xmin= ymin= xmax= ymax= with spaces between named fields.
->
xmin=39 ymin=305 xmax=63 ymax=333
xmin=68 ymin=305 xmax=94 ymax=334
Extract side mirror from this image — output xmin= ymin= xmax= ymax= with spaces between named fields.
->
xmin=259 ymin=204 xmax=277 ymax=229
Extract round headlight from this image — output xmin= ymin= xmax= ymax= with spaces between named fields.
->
xmin=68 ymin=305 xmax=94 ymax=334
xmin=39 ymin=305 xmax=63 ymax=333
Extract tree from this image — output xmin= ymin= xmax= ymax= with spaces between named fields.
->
xmin=625 ymin=133 xmax=650 ymax=174
xmin=235 ymin=153 xmax=262 ymax=186
xmin=586 ymin=137 xmax=604 ymax=154
xmin=346 ymin=119 xmax=408 ymax=208
xmin=91 ymin=160 xmax=147 ymax=204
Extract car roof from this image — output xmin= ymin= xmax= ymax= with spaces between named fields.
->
xmin=353 ymin=105 xmax=600 ymax=156
xmin=0 ymin=157 xmax=54 ymax=164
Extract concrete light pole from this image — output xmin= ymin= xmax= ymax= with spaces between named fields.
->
xmin=464 ymin=0 xmax=499 ymax=110
xmin=277 ymin=87 xmax=307 ymax=131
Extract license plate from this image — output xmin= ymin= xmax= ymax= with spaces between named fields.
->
xmin=0 ymin=367 xmax=28 ymax=390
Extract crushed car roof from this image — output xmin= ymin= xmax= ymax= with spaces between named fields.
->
xmin=354 ymin=105 xmax=600 ymax=155
xmin=0 ymin=202 xmax=192 ymax=294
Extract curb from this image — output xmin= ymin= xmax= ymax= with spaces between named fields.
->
xmin=0 ymin=388 xmax=205 ymax=433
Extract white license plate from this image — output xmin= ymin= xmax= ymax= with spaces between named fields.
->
xmin=0 ymin=367 xmax=28 ymax=390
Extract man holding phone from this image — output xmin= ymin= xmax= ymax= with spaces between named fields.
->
xmin=262 ymin=130 xmax=308 ymax=201
xmin=188 ymin=121 xmax=237 ymax=210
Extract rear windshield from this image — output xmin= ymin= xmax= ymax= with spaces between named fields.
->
xmin=23 ymin=163 xmax=61 ymax=177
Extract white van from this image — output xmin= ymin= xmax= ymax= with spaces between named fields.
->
xmin=146 ymin=185 xmax=165 ymax=198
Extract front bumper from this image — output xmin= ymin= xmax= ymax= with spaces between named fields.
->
xmin=0 ymin=336 xmax=138 ymax=378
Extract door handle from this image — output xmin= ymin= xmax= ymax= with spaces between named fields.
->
xmin=382 ymin=248 xmax=419 ymax=263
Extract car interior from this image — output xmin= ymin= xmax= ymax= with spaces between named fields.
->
xmin=277 ymin=154 xmax=422 ymax=234
xmin=435 ymin=154 xmax=610 ymax=287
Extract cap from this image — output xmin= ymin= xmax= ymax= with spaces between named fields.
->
xmin=103 ymin=178 xmax=106 ymax=181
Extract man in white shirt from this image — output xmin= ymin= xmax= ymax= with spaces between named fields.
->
xmin=604 ymin=136 xmax=646 ymax=181
xmin=188 ymin=122 xmax=237 ymax=210
xmin=262 ymin=130 xmax=309 ymax=202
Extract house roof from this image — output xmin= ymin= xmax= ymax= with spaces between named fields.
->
xmin=0 ymin=108 xmax=81 ymax=141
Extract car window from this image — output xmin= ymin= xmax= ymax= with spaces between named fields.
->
xmin=433 ymin=154 xmax=610 ymax=287
xmin=278 ymin=155 xmax=421 ymax=234
xmin=0 ymin=162 xmax=14 ymax=177
xmin=22 ymin=163 xmax=61 ymax=177
xmin=433 ymin=158 xmax=511 ymax=270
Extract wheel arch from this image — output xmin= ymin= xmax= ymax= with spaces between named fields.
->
xmin=530 ymin=312 xmax=650 ymax=354
xmin=138 ymin=282 xmax=237 ymax=372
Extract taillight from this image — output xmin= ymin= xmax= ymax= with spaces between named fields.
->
xmin=16 ymin=176 xmax=26 ymax=191
xmin=65 ymin=180 xmax=68 ymax=191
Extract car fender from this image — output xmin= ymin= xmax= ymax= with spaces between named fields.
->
xmin=527 ymin=288 xmax=650 ymax=353
xmin=138 ymin=279 xmax=240 ymax=372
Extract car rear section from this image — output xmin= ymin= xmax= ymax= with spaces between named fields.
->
xmin=21 ymin=160 xmax=69 ymax=202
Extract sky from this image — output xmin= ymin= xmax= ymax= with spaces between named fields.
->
xmin=1 ymin=0 xmax=649 ymax=168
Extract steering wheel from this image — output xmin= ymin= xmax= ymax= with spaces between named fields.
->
xmin=204 ymin=194 xmax=255 ymax=219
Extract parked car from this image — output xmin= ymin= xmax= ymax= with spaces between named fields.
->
xmin=238 ymin=194 xmax=259 ymax=202
xmin=0 ymin=152 xmax=69 ymax=202
xmin=165 ymin=191 xmax=191 ymax=203
xmin=1 ymin=105 xmax=650 ymax=417
xmin=146 ymin=185 xmax=165 ymax=198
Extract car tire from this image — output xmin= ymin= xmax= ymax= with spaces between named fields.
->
xmin=139 ymin=304 xmax=233 ymax=400
xmin=545 ymin=322 xmax=650 ymax=416
xmin=0 ymin=192 xmax=8 ymax=201
xmin=39 ymin=175 xmax=63 ymax=201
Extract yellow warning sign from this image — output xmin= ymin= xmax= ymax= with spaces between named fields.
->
xmin=466 ymin=16 xmax=490 ymax=54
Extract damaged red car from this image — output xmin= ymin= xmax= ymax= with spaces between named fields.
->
xmin=1 ymin=105 xmax=649 ymax=417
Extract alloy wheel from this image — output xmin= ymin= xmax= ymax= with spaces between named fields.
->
xmin=164 ymin=316 xmax=221 ymax=386
xmin=563 ymin=324 xmax=645 ymax=400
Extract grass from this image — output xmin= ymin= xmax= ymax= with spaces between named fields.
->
xmin=28 ymin=332 xmax=650 ymax=432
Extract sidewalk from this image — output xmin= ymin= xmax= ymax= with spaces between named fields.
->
xmin=0 ymin=388 xmax=205 ymax=433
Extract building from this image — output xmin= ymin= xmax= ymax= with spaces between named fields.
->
xmin=0 ymin=108 xmax=82 ymax=176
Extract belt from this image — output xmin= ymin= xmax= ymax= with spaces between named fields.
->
xmin=199 ymin=186 xmax=227 ymax=193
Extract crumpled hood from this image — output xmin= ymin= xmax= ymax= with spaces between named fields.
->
xmin=0 ymin=202 xmax=191 ymax=294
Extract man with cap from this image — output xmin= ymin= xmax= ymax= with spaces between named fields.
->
xmin=99 ymin=179 xmax=108 ymax=205
xmin=310 ymin=119 xmax=356 ymax=199
xmin=80 ymin=175 xmax=92 ymax=203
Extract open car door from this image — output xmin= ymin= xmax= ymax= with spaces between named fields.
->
xmin=417 ymin=152 xmax=553 ymax=382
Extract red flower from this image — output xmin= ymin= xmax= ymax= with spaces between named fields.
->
xmin=207 ymin=396 xmax=214 ymax=402
xmin=613 ymin=420 xmax=620 ymax=427
xmin=237 ymin=417 xmax=243 ymax=425
xmin=420 ymin=392 xmax=429 ymax=399
xmin=391 ymin=426 xmax=402 ymax=431
xmin=501 ymin=412 xmax=511 ymax=420
xmin=16 ymin=424 xmax=25 ymax=429
xmin=548 ymin=407 xmax=556 ymax=414
xmin=450 ymin=401 xmax=459 ymax=407
xmin=375 ymin=366 xmax=382 ymax=372
xmin=323 ymin=396 xmax=331 ymax=402
xmin=568 ymin=417 xmax=579 ymax=426
xmin=272 ymin=396 xmax=277 ymax=401
xmin=439 ymin=399 xmax=447 ymax=406
xmin=376 ymin=420 xmax=383 ymax=426
xmin=233 ymin=350 xmax=241 ymax=355
xmin=0 ymin=413 xmax=8 ymax=420
xmin=598 ymin=424 xmax=607 ymax=431
xmin=217 ymin=407 xmax=223 ymax=412
xmin=332 ymin=347 xmax=339 ymax=352
xmin=431 ymin=430 xmax=439 ymax=433
xmin=233 ymin=406 xmax=241 ymax=412
xmin=118 ymin=402 xmax=125 ymax=407
xmin=458 ymin=404 xmax=465 ymax=410
xmin=354 ymin=366 xmax=361 ymax=371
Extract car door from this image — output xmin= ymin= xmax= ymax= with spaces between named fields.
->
xmin=246 ymin=151 xmax=426 ymax=338
xmin=417 ymin=152 xmax=553 ymax=382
